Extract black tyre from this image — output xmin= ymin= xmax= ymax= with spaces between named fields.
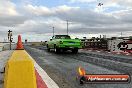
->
xmin=72 ymin=48 xmax=78 ymax=54
xmin=54 ymin=45 xmax=61 ymax=53
xmin=47 ymin=45 xmax=50 ymax=52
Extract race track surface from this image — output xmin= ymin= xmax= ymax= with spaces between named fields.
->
xmin=25 ymin=46 xmax=132 ymax=88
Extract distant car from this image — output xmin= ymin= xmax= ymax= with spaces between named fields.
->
xmin=46 ymin=35 xmax=82 ymax=53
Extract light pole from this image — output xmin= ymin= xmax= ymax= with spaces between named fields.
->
xmin=121 ymin=32 xmax=122 ymax=37
xmin=53 ymin=27 xmax=55 ymax=36
xmin=8 ymin=30 xmax=13 ymax=50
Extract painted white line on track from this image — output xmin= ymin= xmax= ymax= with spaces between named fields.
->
xmin=125 ymin=53 xmax=131 ymax=56
xmin=29 ymin=57 xmax=59 ymax=88
xmin=97 ymin=51 xmax=101 ymax=52
xmin=116 ymin=52 xmax=121 ymax=55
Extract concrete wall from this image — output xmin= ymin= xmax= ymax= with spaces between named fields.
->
xmin=1 ymin=43 xmax=16 ymax=51
xmin=0 ymin=43 xmax=10 ymax=51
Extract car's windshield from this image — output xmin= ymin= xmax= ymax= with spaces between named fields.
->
xmin=55 ymin=35 xmax=71 ymax=39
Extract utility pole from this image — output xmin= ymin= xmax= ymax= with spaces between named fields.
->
xmin=53 ymin=27 xmax=55 ymax=36
xmin=8 ymin=30 xmax=13 ymax=50
xmin=121 ymin=32 xmax=122 ymax=37
xmin=66 ymin=20 xmax=69 ymax=35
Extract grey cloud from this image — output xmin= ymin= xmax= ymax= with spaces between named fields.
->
xmin=70 ymin=26 xmax=132 ymax=33
xmin=0 ymin=1 xmax=132 ymax=41
xmin=23 ymin=5 xmax=132 ymax=35
xmin=0 ymin=15 xmax=28 ymax=27
xmin=25 ymin=5 xmax=124 ymax=25
xmin=55 ymin=9 xmax=121 ymax=25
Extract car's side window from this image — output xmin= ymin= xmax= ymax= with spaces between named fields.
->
xmin=55 ymin=36 xmax=59 ymax=39
xmin=52 ymin=36 xmax=54 ymax=39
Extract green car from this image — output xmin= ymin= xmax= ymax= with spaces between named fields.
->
xmin=46 ymin=35 xmax=82 ymax=53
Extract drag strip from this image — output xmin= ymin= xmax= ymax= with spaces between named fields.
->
xmin=79 ymin=51 xmax=132 ymax=64
xmin=63 ymin=53 xmax=132 ymax=74
xmin=34 ymin=46 xmax=132 ymax=74
xmin=25 ymin=46 xmax=132 ymax=88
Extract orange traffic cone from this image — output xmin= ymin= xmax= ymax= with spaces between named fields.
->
xmin=16 ymin=35 xmax=24 ymax=50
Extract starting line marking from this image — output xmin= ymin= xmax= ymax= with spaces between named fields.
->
xmin=30 ymin=57 xmax=59 ymax=88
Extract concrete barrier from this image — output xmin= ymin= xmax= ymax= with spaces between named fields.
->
xmin=4 ymin=50 xmax=37 ymax=88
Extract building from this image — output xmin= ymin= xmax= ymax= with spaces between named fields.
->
xmin=81 ymin=36 xmax=132 ymax=53
xmin=81 ymin=37 xmax=108 ymax=50
xmin=108 ymin=38 xmax=132 ymax=53
xmin=108 ymin=39 xmax=127 ymax=52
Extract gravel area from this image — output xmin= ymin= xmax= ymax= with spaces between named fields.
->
xmin=25 ymin=46 xmax=132 ymax=88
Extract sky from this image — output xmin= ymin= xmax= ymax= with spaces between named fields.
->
xmin=0 ymin=0 xmax=132 ymax=42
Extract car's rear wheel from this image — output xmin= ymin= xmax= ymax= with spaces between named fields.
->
xmin=47 ymin=45 xmax=50 ymax=52
xmin=72 ymin=48 xmax=78 ymax=54
xmin=54 ymin=45 xmax=61 ymax=53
